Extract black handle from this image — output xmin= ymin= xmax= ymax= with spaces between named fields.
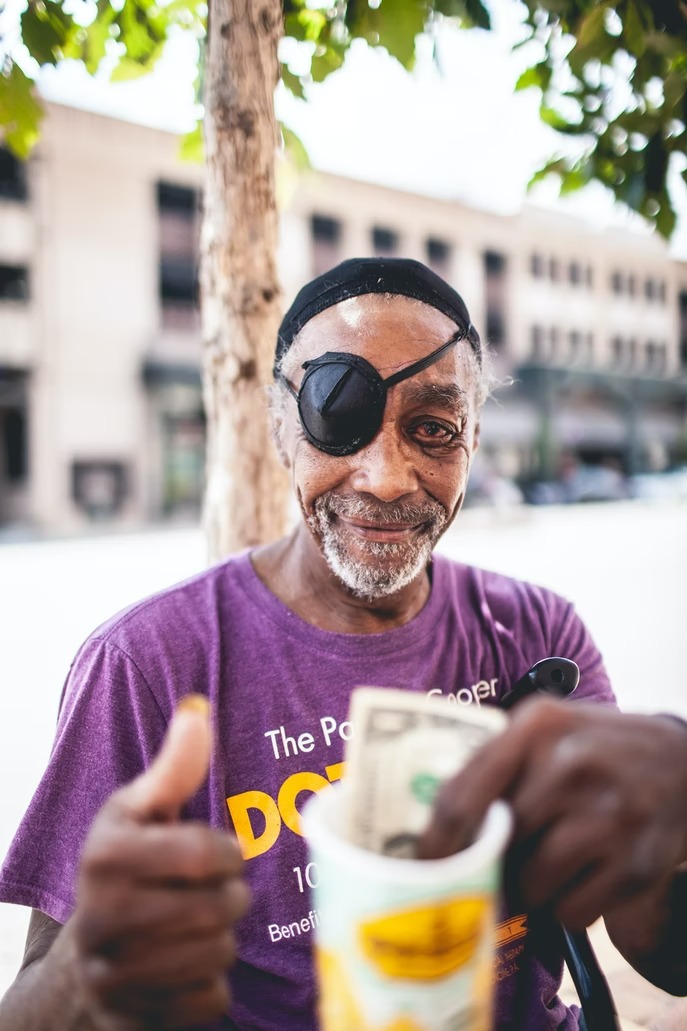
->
xmin=500 ymin=656 xmax=580 ymax=710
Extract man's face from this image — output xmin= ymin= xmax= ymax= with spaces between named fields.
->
xmin=281 ymin=294 xmax=481 ymax=600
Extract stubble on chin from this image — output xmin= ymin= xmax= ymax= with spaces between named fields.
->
xmin=307 ymin=492 xmax=447 ymax=602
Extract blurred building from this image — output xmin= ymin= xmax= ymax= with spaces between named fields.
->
xmin=1 ymin=102 xmax=686 ymax=531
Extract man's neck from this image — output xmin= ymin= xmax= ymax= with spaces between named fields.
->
xmin=251 ymin=528 xmax=432 ymax=635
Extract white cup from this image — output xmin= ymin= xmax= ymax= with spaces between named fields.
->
xmin=301 ymin=783 xmax=512 ymax=1031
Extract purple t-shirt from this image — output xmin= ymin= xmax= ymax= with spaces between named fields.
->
xmin=0 ymin=552 xmax=615 ymax=1030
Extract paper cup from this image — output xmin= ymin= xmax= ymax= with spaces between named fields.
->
xmin=300 ymin=783 xmax=511 ymax=1031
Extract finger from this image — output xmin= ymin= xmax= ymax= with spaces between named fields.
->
xmin=117 ymin=696 xmax=212 ymax=820
xmin=87 ymin=967 xmax=230 ymax=1028
xmin=553 ymin=864 xmax=630 ymax=931
xmin=517 ymin=816 xmax=608 ymax=910
xmin=82 ymin=823 xmax=243 ymax=885
xmin=88 ymin=930 xmax=237 ymax=995
xmin=78 ymin=877 xmax=250 ymax=953
xmin=418 ymin=701 xmax=559 ymax=859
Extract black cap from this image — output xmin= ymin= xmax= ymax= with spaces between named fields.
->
xmin=274 ymin=257 xmax=481 ymax=375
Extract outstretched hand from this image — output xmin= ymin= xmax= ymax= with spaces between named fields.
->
xmin=418 ymin=699 xmax=687 ymax=932
xmin=72 ymin=696 xmax=250 ymax=1029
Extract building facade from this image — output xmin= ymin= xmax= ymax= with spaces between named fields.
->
xmin=1 ymin=102 xmax=686 ymax=531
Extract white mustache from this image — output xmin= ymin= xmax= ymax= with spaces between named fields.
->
xmin=317 ymin=493 xmax=446 ymax=528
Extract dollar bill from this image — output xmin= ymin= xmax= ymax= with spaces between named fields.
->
xmin=344 ymin=687 xmax=506 ymax=857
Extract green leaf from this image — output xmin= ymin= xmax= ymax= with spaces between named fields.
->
xmin=622 ymin=0 xmax=648 ymax=57
xmin=567 ymin=5 xmax=616 ymax=77
xmin=284 ymin=10 xmax=327 ymax=44
xmin=21 ymin=0 xmax=75 ymax=66
xmin=280 ymin=64 xmax=306 ymax=100
xmin=515 ymin=62 xmax=551 ymax=92
xmin=281 ymin=124 xmax=310 ymax=171
xmin=179 ymin=120 xmax=204 ymax=163
xmin=540 ymin=105 xmax=586 ymax=134
xmin=115 ymin=0 xmax=164 ymax=63
xmin=110 ymin=46 xmax=164 ymax=81
xmin=576 ymin=5 xmax=610 ymax=50
xmin=651 ymin=195 xmax=676 ymax=239
xmin=663 ymin=72 xmax=686 ymax=117
xmin=527 ymin=157 xmax=568 ymax=190
xmin=310 ymin=45 xmax=344 ymax=83
xmin=373 ymin=0 xmax=428 ymax=70
xmin=434 ymin=0 xmax=491 ymax=29
xmin=463 ymin=0 xmax=491 ymax=31
xmin=559 ymin=165 xmax=590 ymax=194
xmin=0 ymin=62 xmax=44 ymax=159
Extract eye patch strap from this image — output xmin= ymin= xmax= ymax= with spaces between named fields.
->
xmin=383 ymin=329 xmax=465 ymax=388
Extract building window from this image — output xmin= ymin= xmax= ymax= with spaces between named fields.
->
xmin=485 ymin=250 xmax=505 ymax=276
xmin=72 ymin=460 xmax=128 ymax=519
xmin=311 ymin=214 xmax=342 ymax=276
xmin=645 ymin=278 xmax=656 ymax=301
xmin=0 ymin=264 xmax=29 ymax=302
xmin=549 ymin=257 xmax=560 ymax=282
xmin=157 ymin=181 xmax=197 ymax=215
xmin=569 ymin=262 xmax=582 ymax=286
xmin=371 ymin=226 xmax=398 ymax=256
xmin=484 ymin=250 xmax=507 ymax=348
xmin=2 ymin=408 xmax=27 ymax=483
xmin=157 ymin=181 xmax=200 ymax=330
xmin=159 ymin=258 xmax=197 ymax=307
xmin=531 ymin=324 xmax=545 ymax=361
xmin=530 ymin=253 xmax=545 ymax=277
xmin=627 ymin=274 xmax=636 ymax=298
xmin=646 ymin=341 xmax=667 ymax=374
xmin=679 ymin=290 xmax=687 ymax=368
xmin=569 ymin=329 xmax=581 ymax=360
xmin=0 ymin=147 xmax=27 ymax=202
xmin=611 ymin=271 xmax=623 ymax=294
xmin=549 ymin=326 xmax=559 ymax=361
xmin=611 ymin=336 xmax=623 ymax=365
xmin=425 ymin=237 xmax=451 ymax=276
xmin=586 ymin=331 xmax=594 ymax=365
xmin=657 ymin=280 xmax=666 ymax=303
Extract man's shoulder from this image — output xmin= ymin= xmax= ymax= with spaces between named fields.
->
xmin=84 ymin=551 xmax=251 ymax=658
xmin=435 ymin=554 xmax=568 ymax=613
xmin=431 ymin=556 xmax=569 ymax=635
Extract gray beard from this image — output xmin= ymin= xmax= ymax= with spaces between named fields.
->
xmin=309 ymin=493 xmax=448 ymax=602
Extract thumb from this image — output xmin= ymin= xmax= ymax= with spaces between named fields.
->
xmin=121 ymin=695 xmax=212 ymax=821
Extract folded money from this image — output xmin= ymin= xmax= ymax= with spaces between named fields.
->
xmin=344 ymin=688 xmax=506 ymax=857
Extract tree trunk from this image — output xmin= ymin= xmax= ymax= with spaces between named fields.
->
xmin=201 ymin=0 xmax=289 ymax=562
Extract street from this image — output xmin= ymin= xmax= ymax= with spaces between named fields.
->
xmin=1 ymin=499 xmax=686 ymax=1023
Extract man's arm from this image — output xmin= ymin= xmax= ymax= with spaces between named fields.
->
xmin=605 ymin=866 xmax=687 ymax=997
xmin=0 ymin=912 xmax=91 ymax=1030
xmin=0 ymin=702 xmax=250 ymax=1030
xmin=419 ymin=700 xmax=687 ymax=995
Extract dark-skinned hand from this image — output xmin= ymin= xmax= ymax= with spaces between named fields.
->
xmin=70 ymin=697 xmax=250 ymax=1030
xmin=418 ymin=699 xmax=687 ymax=932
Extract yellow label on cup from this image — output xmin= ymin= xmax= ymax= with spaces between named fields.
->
xmin=359 ymin=895 xmax=490 ymax=981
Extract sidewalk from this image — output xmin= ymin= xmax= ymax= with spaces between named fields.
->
xmin=561 ymin=921 xmax=687 ymax=1031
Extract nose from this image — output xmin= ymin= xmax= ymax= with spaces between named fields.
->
xmin=348 ymin=425 xmax=419 ymax=502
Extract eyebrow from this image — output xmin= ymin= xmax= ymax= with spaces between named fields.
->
xmin=400 ymin=381 xmax=469 ymax=413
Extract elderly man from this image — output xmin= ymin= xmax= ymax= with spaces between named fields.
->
xmin=0 ymin=258 xmax=686 ymax=1030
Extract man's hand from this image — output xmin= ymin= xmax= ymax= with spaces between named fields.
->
xmin=418 ymin=700 xmax=687 ymax=932
xmin=71 ymin=696 xmax=250 ymax=1029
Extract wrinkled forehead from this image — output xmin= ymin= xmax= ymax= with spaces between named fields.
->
xmin=292 ymin=294 xmax=466 ymax=375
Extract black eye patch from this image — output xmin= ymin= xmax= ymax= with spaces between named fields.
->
xmin=279 ymin=330 xmax=463 ymax=456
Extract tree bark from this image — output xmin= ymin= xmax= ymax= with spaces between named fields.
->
xmin=201 ymin=0 xmax=289 ymax=561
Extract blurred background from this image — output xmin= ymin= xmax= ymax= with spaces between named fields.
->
xmin=1 ymin=0 xmax=687 ymax=1025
